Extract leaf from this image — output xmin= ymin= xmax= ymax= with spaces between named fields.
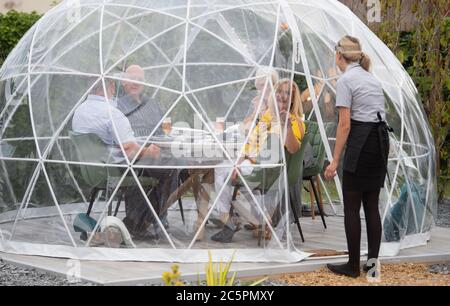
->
xmin=228 ymin=272 xmax=237 ymax=286
xmin=250 ymin=276 xmax=269 ymax=286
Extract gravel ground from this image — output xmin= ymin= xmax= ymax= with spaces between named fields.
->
xmin=0 ymin=259 xmax=96 ymax=286
xmin=1 ymin=198 xmax=449 ymax=286
xmin=429 ymin=263 xmax=450 ymax=275
xmin=272 ymin=263 xmax=450 ymax=286
xmin=436 ymin=198 xmax=450 ymax=228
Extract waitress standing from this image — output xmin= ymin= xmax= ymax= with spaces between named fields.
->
xmin=324 ymin=36 xmax=390 ymax=278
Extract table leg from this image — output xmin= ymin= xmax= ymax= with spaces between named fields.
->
xmin=162 ymin=169 xmax=214 ymax=241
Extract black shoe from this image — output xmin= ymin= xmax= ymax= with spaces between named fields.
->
xmin=211 ymin=226 xmax=236 ymax=243
xmin=327 ymin=263 xmax=360 ymax=278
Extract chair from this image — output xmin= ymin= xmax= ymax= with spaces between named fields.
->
xmin=302 ymin=121 xmax=327 ymax=229
xmin=69 ymin=132 xmax=158 ymax=239
xmin=285 ymin=131 xmax=313 ymax=243
xmin=230 ymin=133 xmax=282 ymax=245
xmin=231 ymin=132 xmax=312 ymax=245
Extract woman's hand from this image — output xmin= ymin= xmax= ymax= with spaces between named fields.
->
xmin=324 ymin=160 xmax=338 ymax=181
xmin=279 ymin=110 xmax=290 ymax=125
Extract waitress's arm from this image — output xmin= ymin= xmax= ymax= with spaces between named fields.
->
xmin=325 ymin=107 xmax=351 ymax=180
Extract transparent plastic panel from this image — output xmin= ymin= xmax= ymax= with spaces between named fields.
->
xmin=101 ymin=6 xmax=184 ymax=72
xmin=382 ymin=159 xmax=426 ymax=243
xmin=190 ymin=0 xmax=278 ymax=20
xmin=0 ymin=161 xmax=39 ymax=241
xmin=108 ymin=23 xmax=186 ymax=93
xmin=196 ymin=3 xmax=279 ymax=64
xmin=185 ymin=21 xmax=255 ymax=91
xmin=31 ymin=7 xmax=102 ymax=75
xmin=297 ymin=20 xmax=336 ymax=81
xmin=28 ymin=74 xmax=100 ymax=155
xmin=107 ymin=0 xmax=189 ymax=19
xmin=0 ymin=81 xmax=38 ymax=159
xmin=0 ymin=0 xmax=437 ymax=261
xmin=290 ymin=4 xmax=347 ymax=55
xmin=187 ymin=164 xmax=289 ymax=250
xmin=0 ymin=25 xmax=37 ymax=80
xmin=10 ymin=170 xmax=75 ymax=246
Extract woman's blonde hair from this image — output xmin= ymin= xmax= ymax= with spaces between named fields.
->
xmin=336 ymin=35 xmax=371 ymax=72
xmin=268 ymin=79 xmax=304 ymax=122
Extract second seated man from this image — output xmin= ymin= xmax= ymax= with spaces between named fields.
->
xmin=117 ymin=65 xmax=178 ymax=238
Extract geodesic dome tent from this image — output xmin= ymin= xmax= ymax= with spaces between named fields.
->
xmin=0 ymin=0 xmax=437 ymax=262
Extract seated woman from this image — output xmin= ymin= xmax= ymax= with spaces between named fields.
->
xmin=240 ymin=67 xmax=279 ymax=135
xmin=211 ymin=79 xmax=306 ymax=243
xmin=208 ymin=67 xmax=278 ymax=226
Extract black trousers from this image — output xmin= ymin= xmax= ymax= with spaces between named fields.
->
xmin=123 ymin=168 xmax=178 ymax=235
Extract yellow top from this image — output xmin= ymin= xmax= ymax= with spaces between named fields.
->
xmin=244 ymin=110 xmax=305 ymax=161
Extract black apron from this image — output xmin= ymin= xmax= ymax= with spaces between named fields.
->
xmin=343 ymin=113 xmax=392 ymax=191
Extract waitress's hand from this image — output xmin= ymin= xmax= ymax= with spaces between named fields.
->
xmin=324 ymin=160 xmax=338 ymax=181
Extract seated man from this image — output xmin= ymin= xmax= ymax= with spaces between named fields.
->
xmin=117 ymin=65 xmax=177 ymax=234
xmin=72 ymin=79 xmax=162 ymax=238
xmin=117 ymin=65 xmax=165 ymax=136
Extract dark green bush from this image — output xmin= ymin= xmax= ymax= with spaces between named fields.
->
xmin=0 ymin=10 xmax=41 ymax=65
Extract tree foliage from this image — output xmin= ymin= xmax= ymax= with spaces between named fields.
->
xmin=0 ymin=10 xmax=41 ymax=66
xmin=373 ymin=0 xmax=449 ymax=201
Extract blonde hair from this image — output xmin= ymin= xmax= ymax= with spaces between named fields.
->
xmin=256 ymin=67 xmax=279 ymax=86
xmin=269 ymin=79 xmax=304 ymax=122
xmin=336 ymin=35 xmax=371 ymax=72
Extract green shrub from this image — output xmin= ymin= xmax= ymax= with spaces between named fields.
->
xmin=373 ymin=1 xmax=449 ymax=201
xmin=0 ymin=10 xmax=41 ymax=65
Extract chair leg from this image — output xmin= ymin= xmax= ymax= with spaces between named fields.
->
xmin=114 ymin=191 xmax=123 ymax=217
xmin=309 ymin=181 xmax=315 ymax=220
xmin=257 ymin=224 xmax=263 ymax=247
xmin=178 ymin=197 xmax=185 ymax=225
xmin=108 ymin=200 xmax=113 ymax=216
xmin=289 ymin=193 xmax=305 ymax=243
xmin=310 ymin=178 xmax=327 ymax=229
xmin=316 ymin=176 xmax=324 ymax=209
xmin=87 ymin=188 xmax=99 ymax=217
